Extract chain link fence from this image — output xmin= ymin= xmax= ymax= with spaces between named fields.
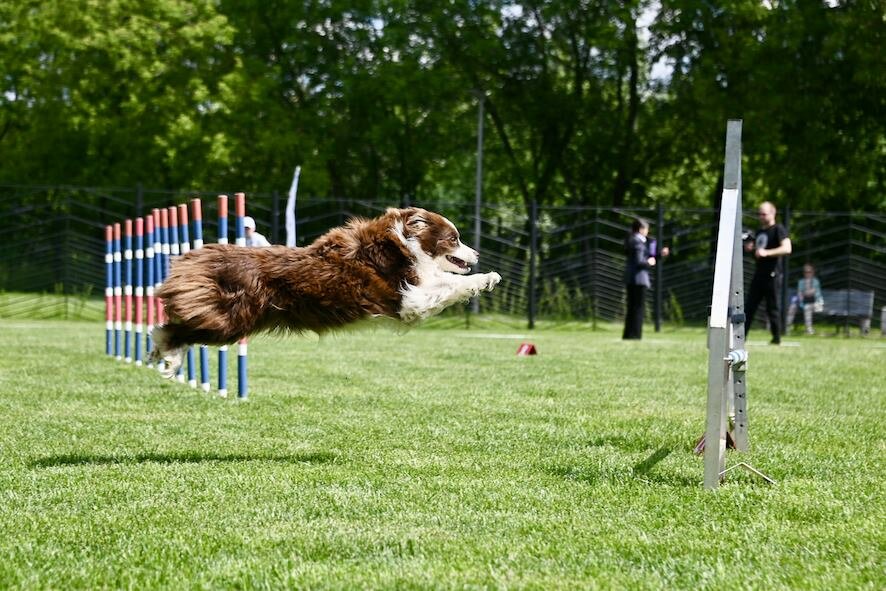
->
xmin=1 ymin=185 xmax=883 ymax=332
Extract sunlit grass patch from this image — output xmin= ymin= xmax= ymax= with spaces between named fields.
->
xmin=0 ymin=320 xmax=882 ymax=589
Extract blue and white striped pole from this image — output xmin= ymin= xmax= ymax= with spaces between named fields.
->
xmin=152 ymin=209 xmax=164 ymax=327
xmin=145 ymin=214 xmax=155 ymax=366
xmin=167 ymin=206 xmax=184 ymax=383
xmin=178 ymin=203 xmax=197 ymax=388
xmin=192 ymin=198 xmax=211 ymax=392
xmin=124 ymin=219 xmax=133 ymax=363
xmin=134 ymin=217 xmax=144 ymax=366
xmin=105 ymin=226 xmax=113 ymax=356
xmin=217 ymin=194 xmax=229 ymax=398
xmin=160 ymin=208 xmax=170 ymax=282
xmin=235 ymin=192 xmax=248 ymax=400
xmin=167 ymin=206 xmax=180 ymax=260
xmin=113 ymin=223 xmax=123 ymax=361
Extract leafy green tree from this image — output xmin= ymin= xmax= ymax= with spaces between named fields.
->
xmin=0 ymin=0 xmax=881 ymax=211
xmin=0 ymin=0 xmax=236 ymax=188
xmin=213 ymin=0 xmax=477 ymax=201
xmin=651 ymin=0 xmax=885 ymax=210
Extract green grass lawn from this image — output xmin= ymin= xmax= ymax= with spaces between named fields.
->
xmin=0 ymin=319 xmax=883 ymax=589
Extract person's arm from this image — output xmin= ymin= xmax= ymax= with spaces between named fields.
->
xmin=632 ymin=237 xmax=654 ymax=268
xmin=757 ymin=237 xmax=792 ymax=258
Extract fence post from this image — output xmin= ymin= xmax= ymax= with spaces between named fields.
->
xmin=781 ymin=205 xmax=791 ymax=335
xmin=655 ymin=202 xmax=664 ymax=332
xmin=845 ymin=212 xmax=852 ymax=335
xmin=591 ymin=208 xmax=598 ymax=330
xmin=528 ymin=200 xmax=538 ymax=329
xmin=63 ymin=203 xmax=70 ymax=319
xmin=472 ymin=92 xmax=485 ymax=316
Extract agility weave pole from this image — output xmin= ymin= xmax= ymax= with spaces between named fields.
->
xmin=134 ymin=217 xmax=144 ymax=366
xmin=104 ymin=226 xmax=114 ymax=357
xmin=216 ymin=195 xmax=229 ymax=397
xmin=104 ymin=193 xmax=253 ymax=399
xmin=702 ymin=119 xmax=773 ymax=489
xmin=191 ymin=198 xmax=211 ymax=392
xmin=235 ymin=193 xmax=249 ymax=399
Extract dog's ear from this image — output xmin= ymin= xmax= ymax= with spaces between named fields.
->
xmin=404 ymin=209 xmax=428 ymax=232
xmin=407 ymin=217 xmax=427 ymax=231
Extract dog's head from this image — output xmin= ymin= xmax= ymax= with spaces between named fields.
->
xmin=391 ymin=208 xmax=478 ymax=274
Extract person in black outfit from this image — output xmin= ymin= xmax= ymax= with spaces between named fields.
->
xmin=745 ymin=201 xmax=792 ymax=344
xmin=622 ymin=218 xmax=666 ymax=340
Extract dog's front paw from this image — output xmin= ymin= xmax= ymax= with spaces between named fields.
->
xmin=482 ymin=272 xmax=502 ymax=292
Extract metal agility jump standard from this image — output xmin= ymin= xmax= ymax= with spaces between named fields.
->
xmin=104 ymin=193 xmax=253 ymax=399
xmin=702 ymin=119 xmax=774 ymax=490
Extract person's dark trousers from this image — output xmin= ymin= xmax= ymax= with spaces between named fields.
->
xmin=746 ymin=272 xmax=781 ymax=343
xmin=623 ymin=284 xmax=646 ymax=340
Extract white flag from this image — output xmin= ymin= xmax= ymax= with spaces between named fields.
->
xmin=285 ymin=166 xmax=301 ymax=247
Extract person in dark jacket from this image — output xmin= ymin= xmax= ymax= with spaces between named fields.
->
xmin=622 ymin=218 xmax=662 ymax=340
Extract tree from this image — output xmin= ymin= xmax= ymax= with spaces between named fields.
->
xmin=0 ymin=0 xmax=881 ymax=211
xmin=650 ymin=0 xmax=885 ymax=210
xmin=0 ymin=0 xmax=237 ymax=188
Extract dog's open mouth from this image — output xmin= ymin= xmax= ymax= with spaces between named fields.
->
xmin=446 ymin=255 xmax=470 ymax=272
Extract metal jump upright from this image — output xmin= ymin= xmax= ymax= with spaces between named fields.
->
xmin=703 ymin=119 xmax=774 ymax=490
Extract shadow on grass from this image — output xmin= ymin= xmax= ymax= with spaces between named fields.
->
xmin=586 ymin=433 xmax=660 ymax=453
xmin=630 ymin=447 xmax=702 ymax=486
xmin=29 ymin=450 xmax=339 ymax=468
xmin=632 ymin=447 xmax=672 ymax=476
xmin=546 ymin=445 xmax=702 ymax=487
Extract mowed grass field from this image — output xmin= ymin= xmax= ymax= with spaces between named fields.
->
xmin=0 ymin=319 xmax=883 ymax=590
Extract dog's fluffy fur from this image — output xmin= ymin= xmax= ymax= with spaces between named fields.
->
xmin=150 ymin=207 xmax=500 ymax=377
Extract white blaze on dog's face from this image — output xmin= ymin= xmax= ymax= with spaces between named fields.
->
xmin=401 ymin=208 xmax=478 ymax=274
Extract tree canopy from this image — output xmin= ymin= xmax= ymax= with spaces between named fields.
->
xmin=1 ymin=0 xmax=882 ymax=210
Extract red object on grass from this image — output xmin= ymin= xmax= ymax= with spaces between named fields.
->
xmin=516 ymin=343 xmax=537 ymax=356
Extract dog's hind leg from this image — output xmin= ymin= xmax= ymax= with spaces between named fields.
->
xmin=149 ymin=320 xmax=249 ymax=379
xmin=148 ymin=325 xmax=187 ymax=379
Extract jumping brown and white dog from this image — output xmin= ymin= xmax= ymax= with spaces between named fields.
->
xmin=149 ymin=207 xmax=501 ymax=377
